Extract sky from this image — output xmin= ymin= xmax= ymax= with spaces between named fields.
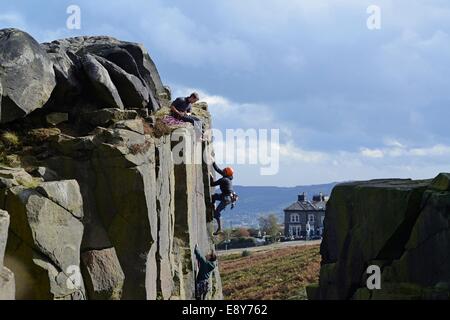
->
xmin=1 ymin=0 xmax=450 ymax=186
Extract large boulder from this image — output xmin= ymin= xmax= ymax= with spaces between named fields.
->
xmin=95 ymin=55 xmax=150 ymax=108
xmin=0 ymin=29 xmax=56 ymax=123
xmin=81 ymin=54 xmax=124 ymax=109
xmin=81 ymin=248 xmax=125 ymax=300
xmin=0 ymin=26 xmax=222 ymax=301
xmin=45 ymin=124 xmax=158 ymax=300
xmin=313 ymin=176 xmax=450 ymax=300
xmin=41 ymin=35 xmax=163 ymax=112
xmin=3 ymin=177 xmax=85 ymax=300
xmin=40 ymin=111 xmax=222 ymax=300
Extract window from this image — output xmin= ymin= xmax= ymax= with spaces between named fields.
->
xmin=290 ymin=225 xmax=301 ymax=237
xmin=308 ymin=214 xmax=315 ymax=223
xmin=291 ymin=213 xmax=300 ymax=223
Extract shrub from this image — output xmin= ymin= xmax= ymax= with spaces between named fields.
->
xmin=153 ymin=119 xmax=174 ymax=137
xmin=153 ymin=106 xmax=171 ymax=119
xmin=241 ymin=250 xmax=252 ymax=257
xmin=1 ymin=131 xmax=20 ymax=147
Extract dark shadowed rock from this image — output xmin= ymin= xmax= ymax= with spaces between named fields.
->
xmin=32 ymin=167 xmax=59 ymax=182
xmin=42 ymin=41 xmax=82 ymax=110
xmin=46 ymin=112 xmax=69 ymax=126
xmin=0 ymin=29 xmax=56 ymax=123
xmin=42 ymin=35 xmax=163 ymax=111
xmin=81 ymin=54 xmax=124 ymax=109
xmin=81 ymin=108 xmax=138 ymax=127
xmin=95 ymin=55 xmax=150 ymax=108
xmin=430 ymin=173 xmax=450 ymax=191
xmin=312 ymin=175 xmax=450 ymax=300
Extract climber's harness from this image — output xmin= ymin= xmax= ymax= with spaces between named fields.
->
xmin=230 ymin=192 xmax=239 ymax=210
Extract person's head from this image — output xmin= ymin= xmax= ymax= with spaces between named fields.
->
xmin=187 ymin=92 xmax=200 ymax=104
xmin=223 ymin=167 xmax=234 ymax=177
xmin=206 ymin=251 xmax=217 ymax=262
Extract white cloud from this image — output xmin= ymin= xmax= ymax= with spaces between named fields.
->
xmin=0 ymin=12 xmax=27 ymax=29
xmin=170 ymin=86 xmax=279 ymax=129
xmin=409 ymin=145 xmax=450 ymax=157
xmin=361 ymin=148 xmax=384 ymax=158
xmin=360 ymin=142 xmax=450 ymax=159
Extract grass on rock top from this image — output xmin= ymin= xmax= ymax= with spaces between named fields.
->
xmin=219 ymin=244 xmax=321 ymax=300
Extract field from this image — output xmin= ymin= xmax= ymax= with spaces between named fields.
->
xmin=218 ymin=244 xmax=321 ymax=300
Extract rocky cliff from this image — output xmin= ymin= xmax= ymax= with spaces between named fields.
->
xmin=309 ymin=174 xmax=449 ymax=300
xmin=0 ymin=28 xmax=222 ymax=300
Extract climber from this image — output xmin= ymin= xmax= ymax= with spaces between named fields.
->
xmin=210 ymin=160 xmax=239 ymax=235
xmin=170 ymin=92 xmax=204 ymax=140
xmin=194 ymin=244 xmax=217 ymax=300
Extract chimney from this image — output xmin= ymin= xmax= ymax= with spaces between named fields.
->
xmin=298 ymin=192 xmax=307 ymax=202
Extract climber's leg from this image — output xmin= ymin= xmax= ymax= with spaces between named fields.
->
xmin=212 ymin=193 xmax=221 ymax=203
xmin=213 ymin=208 xmax=222 ymax=235
xmin=213 ymin=195 xmax=232 ymax=235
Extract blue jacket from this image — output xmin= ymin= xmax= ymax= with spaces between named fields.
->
xmin=195 ymin=247 xmax=216 ymax=282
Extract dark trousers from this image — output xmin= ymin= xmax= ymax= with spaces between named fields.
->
xmin=212 ymin=193 xmax=232 ymax=219
xmin=195 ymin=279 xmax=209 ymax=300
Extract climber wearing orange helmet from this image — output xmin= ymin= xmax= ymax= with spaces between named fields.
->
xmin=211 ymin=162 xmax=239 ymax=235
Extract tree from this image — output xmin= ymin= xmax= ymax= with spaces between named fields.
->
xmin=258 ymin=214 xmax=281 ymax=239
xmin=232 ymin=228 xmax=250 ymax=238
xmin=247 ymin=228 xmax=260 ymax=238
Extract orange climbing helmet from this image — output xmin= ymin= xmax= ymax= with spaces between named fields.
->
xmin=223 ymin=167 xmax=234 ymax=177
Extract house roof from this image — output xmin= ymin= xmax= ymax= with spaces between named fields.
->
xmin=284 ymin=200 xmax=326 ymax=212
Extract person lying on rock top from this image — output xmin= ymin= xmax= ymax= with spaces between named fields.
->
xmin=194 ymin=244 xmax=217 ymax=300
xmin=210 ymin=160 xmax=239 ymax=235
xmin=170 ymin=92 xmax=204 ymax=140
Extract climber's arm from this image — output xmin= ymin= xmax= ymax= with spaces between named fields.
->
xmin=211 ymin=178 xmax=222 ymax=187
xmin=171 ymin=105 xmax=185 ymax=117
xmin=212 ymin=162 xmax=225 ymax=176
xmin=194 ymin=245 xmax=207 ymax=264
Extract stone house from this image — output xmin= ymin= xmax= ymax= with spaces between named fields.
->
xmin=284 ymin=192 xmax=328 ymax=239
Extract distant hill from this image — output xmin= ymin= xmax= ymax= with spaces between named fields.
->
xmin=222 ymin=182 xmax=339 ymax=227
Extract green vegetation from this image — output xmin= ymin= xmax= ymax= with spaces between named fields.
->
xmin=153 ymin=106 xmax=171 ymax=119
xmin=241 ymin=250 xmax=252 ymax=257
xmin=19 ymin=177 xmax=41 ymax=189
xmin=1 ymin=131 xmax=20 ymax=146
xmin=219 ymin=244 xmax=321 ymax=300
xmin=258 ymin=214 xmax=282 ymax=239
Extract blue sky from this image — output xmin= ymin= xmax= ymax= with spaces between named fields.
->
xmin=1 ymin=0 xmax=450 ymax=186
